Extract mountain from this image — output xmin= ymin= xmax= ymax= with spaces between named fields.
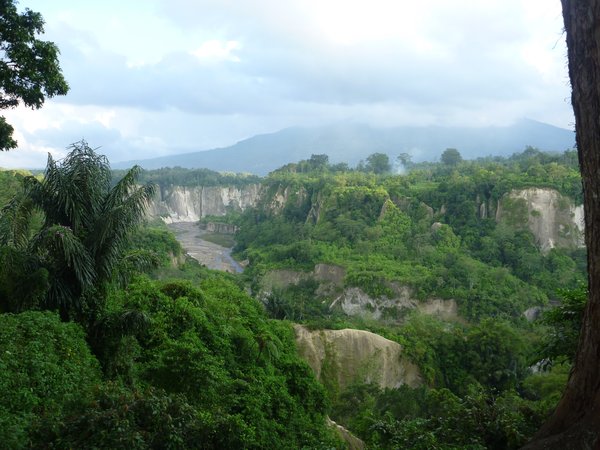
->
xmin=112 ymin=119 xmax=575 ymax=175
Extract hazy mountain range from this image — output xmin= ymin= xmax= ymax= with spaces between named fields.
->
xmin=112 ymin=119 xmax=575 ymax=175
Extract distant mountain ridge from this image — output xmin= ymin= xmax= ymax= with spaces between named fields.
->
xmin=112 ymin=119 xmax=575 ymax=175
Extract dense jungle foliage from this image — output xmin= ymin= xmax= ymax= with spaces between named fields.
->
xmin=235 ymin=149 xmax=584 ymax=318
xmin=112 ymin=166 xmax=261 ymax=188
xmin=0 ymin=144 xmax=339 ymax=449
xmin=0 ymin=145 xmax=587 ymax=449
xmin=228 ymin=148 xmax=585 ymax=447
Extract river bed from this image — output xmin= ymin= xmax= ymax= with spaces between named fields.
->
xmin=167 ymin=222 xmax=243 ymax=273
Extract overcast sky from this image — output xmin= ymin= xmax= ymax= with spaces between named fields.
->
xmin=0 ymin=0 xmax=572 ymax=168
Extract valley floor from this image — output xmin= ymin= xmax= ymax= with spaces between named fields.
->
xmin=167 ymin=221 xmax=243 ymax=273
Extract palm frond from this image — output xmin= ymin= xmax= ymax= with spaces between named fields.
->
xmin=39 ymin=141 xmax=112 ymax=232
xmin=1 ymin=142 xmax=157 ymax=319
xmin=0 ymin=194 xmax=36 ymax=249
xmin=0 ymin=246 xmax=48 ymax=312
xmin=113 ymin=249 xmax=161 ymax=287
xmin=45 ymin=276 xmax=77 ymax=313
xmin=91 ymin=169 xmax=156 ymax=281
xmin=32 ymin=224 xmax=96 ymax=290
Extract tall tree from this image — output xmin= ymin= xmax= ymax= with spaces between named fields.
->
xmin=0 ymin=141 xmax=156 ymax=319
xmin=365 ymin=152 xmax=391 ymax=174
xmin=525 ymin=1 xmax=600 ymax=448
xmin=0 ymin=0 xmax=68 ymax=150
xmin=440 ymin=148 xmax=462 ymax=166
xmin=397 ymin=152 xmax=412 ymax=168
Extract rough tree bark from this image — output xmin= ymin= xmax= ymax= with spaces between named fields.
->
xmin=524 ymin=1 xmax=600 ymax=448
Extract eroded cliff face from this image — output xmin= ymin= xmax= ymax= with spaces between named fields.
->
xmin=295 ymin=325 xmax=422 ymax=391
xmin=496 ymin=188 xmax=584 ymax=251
xmin=260 ymin=265 xmax=458 ymax=322
xmin=148 ymin=184 xmax=261 ymax=222
xmin=266 ymin=184 xmax=309 ymax=215
xmin=331 ymin=286 xmax=458 ymax=321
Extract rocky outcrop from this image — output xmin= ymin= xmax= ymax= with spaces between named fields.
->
xmin=294 ymin=325 xmax=422 ymax=391
xmin=314 ymin=263 xmax=346 ymax=284
xmin=267 ymin=185 xmax=309 ymax=214
xmin=326 ymin=418 xmax=365 ymax=450
xmin=496 ymin=188 xmax=584 ymax=251
xmin=148 ymin=184 xmax=261 ymax=223
xmin=260 ymin=265 xmax=459 ymax=321
xmin=331 ymin=286 xmax=411 ymax=320
xmin=523 ymin=306 xmax=543 ymax=321
xmin=331 ymin=286 xmax=458 ymax=321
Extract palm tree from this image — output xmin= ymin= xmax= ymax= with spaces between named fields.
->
xmin=0 ymin=141 xmax=156 ymax=319
xmin=0 ymin=193 xmax=49 ymax=312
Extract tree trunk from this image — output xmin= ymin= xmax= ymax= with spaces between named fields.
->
xmin=524 ymin=1 xmax=600 ymax=448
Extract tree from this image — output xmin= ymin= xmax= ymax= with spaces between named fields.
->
xmin=0 ymin=141 xmax=156 ymax=319
xmin=441 ymin=148 xmax=462 ymax=166
xmin=525 ymin=1 xmax=600 ymax=448
xmin=308 ymin=153 xmax=329 ymax=170
xmin=397 ymin=152 xmax=412 ymax=168
xmin=0 ymin=311 xmax=101 ymax=448
xmin=0 ymin=0 xmax=68 ymax=150
xmin=365 ymin=152 xmax=391 ymax=174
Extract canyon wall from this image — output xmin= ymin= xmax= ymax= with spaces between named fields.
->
xmin=294 ymin=325 xmax=422 ymax=391
xmin=147 ymin=184 xmax=261 ymax=222
xmin=496 ymin=188 xmax=584 ymax=251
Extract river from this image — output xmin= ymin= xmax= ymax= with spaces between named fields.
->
xmin=167 ymin=222 xmax=244 ymax=273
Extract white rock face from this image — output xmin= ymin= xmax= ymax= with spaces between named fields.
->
xmin=326 ymin=418 xmax=365 ymax=450
xmin=523 ymin=306 xmax=543 ymax=321
xmin=330 ymin=285 xmax=458 ymax=321
xmin=260 ymin=265 xmax=459 ymax=321
xmin=497 ymin=188 xmax=584 ymax=251
xmin=294 ymin=325 xmax=422 ymax=391
xmin=147 ymin=184 xmax=261 ymax=222
xmin=332 ymin=287 xmax=414 ymax=320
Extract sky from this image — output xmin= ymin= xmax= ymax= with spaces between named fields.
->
xmin=0 ymin=0 xmax=572 ymax=168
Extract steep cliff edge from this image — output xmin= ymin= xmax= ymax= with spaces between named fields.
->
xmin=148 ymin=184 xmax=261 ymax=222
xmin=294 ymin=325 xmax=422 ymax=391
xmin=496 ymin=188 xmax=584 ymax=251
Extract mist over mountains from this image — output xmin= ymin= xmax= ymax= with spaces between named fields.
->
xmin=113 ymin=119 xmax=575 ymax=175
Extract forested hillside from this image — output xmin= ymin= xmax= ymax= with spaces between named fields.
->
xmin=0 ymin=144 xmax=340 ymax=449
xmin=1 ymin=0 xmax=593 ymax=446
xmin=235 ymin=149 xmax=583 ymax=319
xmin=0 ymin=145 xmax=586 ymax=449
xmin=112 ymin=120 xmax=575 ymax=175
xmin=226 ymin=148 xmax=585 ymax=448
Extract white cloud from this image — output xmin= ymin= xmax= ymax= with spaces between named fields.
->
xmin=0 ymin=0 xmax=574 ymax=169
xmin=190 ymin=40 xmax=241 ymax=63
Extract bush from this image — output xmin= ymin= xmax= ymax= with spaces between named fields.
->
xmin=102 ymin=277 xmax=340 ymax=449
xmin=0 ymin=311 xmax=101 ymax=448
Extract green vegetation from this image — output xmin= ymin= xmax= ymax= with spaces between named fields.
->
xmin=0 ymin=0 xmax=69 ymax=150
xmin=331 ymin=383 xmax=551 ymax=449
xmin=201 ymin=231 xmax=236 ymax=247
xmin=0 ymin=141 xmax=157 ymax=320
xmin=0 ymin=2 xmax=584 ymax=447
xmin=0 ymin=169 xmax=35 ymax=205
xmin=441 ymin=148 xmax=463 ymax=166
xmin=128 ymin=220 xmax=184 ymax=266
xmin=224 ymin=149 xmax=585 ymax=448
xmin=234 ymin=149 xmax=584 ymax=321
xmin=0 ymin=143 xmax=588 ymax=448
xmin=0 ymin=144 xmax=340 ymax=449
xmin=0 ymin=311 xmax=100 ymax=448
xmin=112 ymin=166 xmax=261 ymax=188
